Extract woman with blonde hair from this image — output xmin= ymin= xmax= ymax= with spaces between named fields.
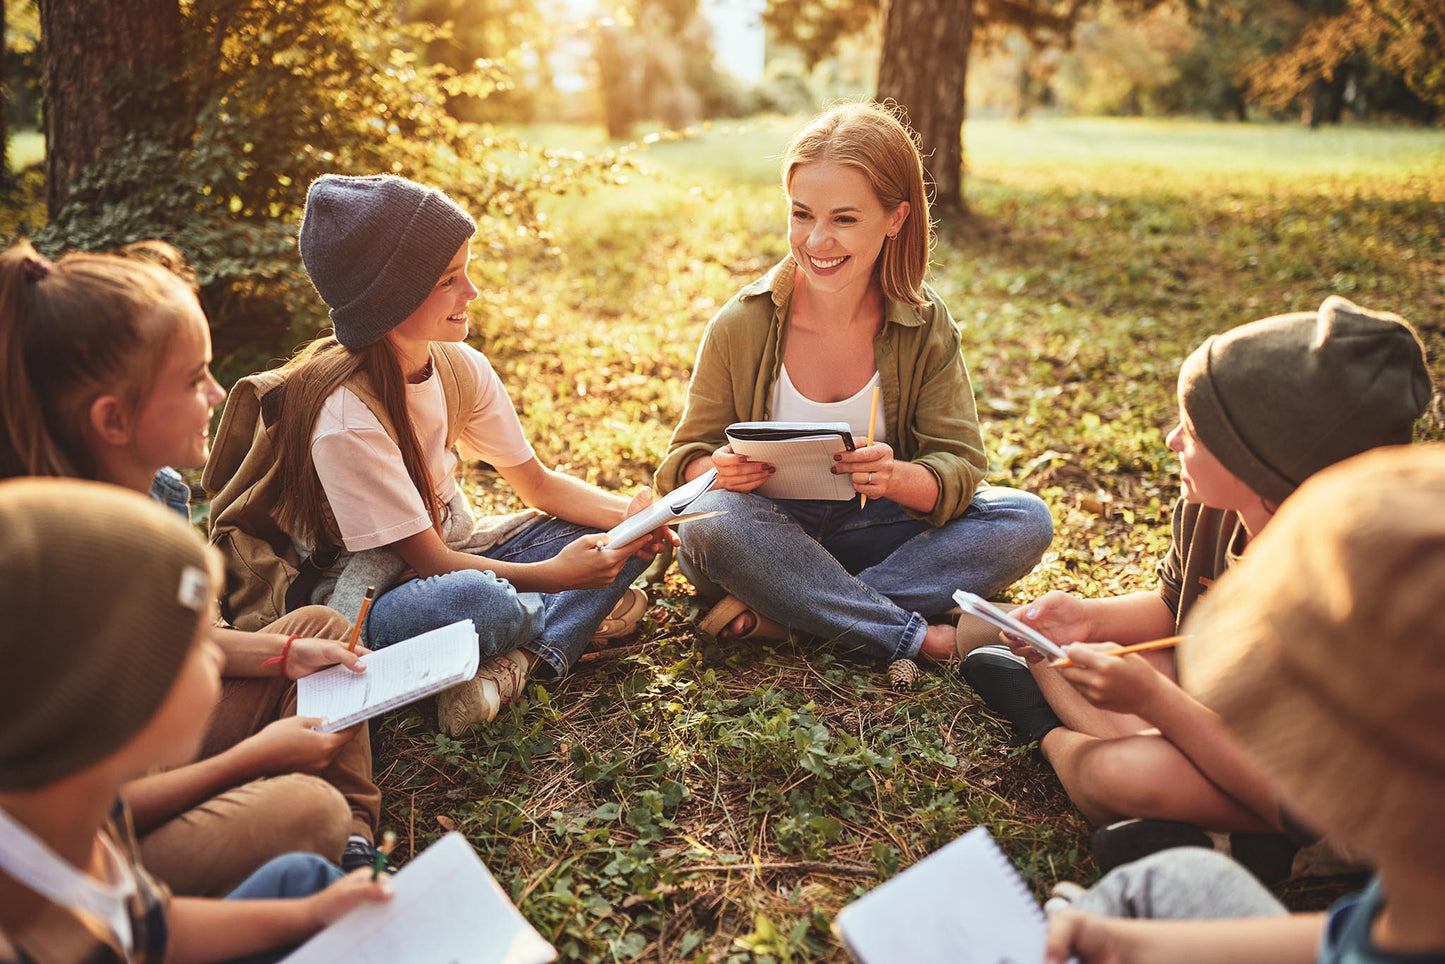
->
xmin=656 ymin=102 xmax=1053 ymax=661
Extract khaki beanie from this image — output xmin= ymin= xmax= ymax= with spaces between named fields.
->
xmin=1180 ymin=444 xmax=1445 ymax=867
xmin=1178 ymin=296 xmax=1432 ymax=505
xmin=0 ymin=479 xmax=216 ymax=790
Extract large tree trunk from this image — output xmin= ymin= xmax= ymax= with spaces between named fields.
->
xmin=0 ymin=0 xmax=10 ymax=189
xmin=877 ymin=0 xmax=973 ymax=216
xmin=37 ymin=0 xmax=181 ymax=217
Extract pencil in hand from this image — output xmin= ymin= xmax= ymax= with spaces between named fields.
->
xmin=861 ymin=384 xmax=880 ymax=509
xmin=1052 ymin=634 xmax=1188 ymax=669
xmin=347 ymin=586 xmax=376 ymax=654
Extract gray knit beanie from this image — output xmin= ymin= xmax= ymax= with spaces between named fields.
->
xmin=1179 ymin=295 xmax=1433 ymax=506
xmin=298 ymin=174 xmax=477 ymax=349
xmin=0 ymin=478 xmax=217 ymax=790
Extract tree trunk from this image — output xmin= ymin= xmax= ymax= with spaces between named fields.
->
xmin=877 ymin=0 xmax=973 ymax=216
xmin=37 ymin=0 xmax=181 ymax=216
xmin=0 ymin=0 xmax=10 ymax=189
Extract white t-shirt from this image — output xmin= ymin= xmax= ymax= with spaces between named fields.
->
xmin=311 ymin=344 xmax=535 ymax=552
xmin=770 ymin=364 xmax=887 ymax=444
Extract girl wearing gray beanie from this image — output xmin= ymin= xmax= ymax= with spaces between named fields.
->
xmin=270 ymin=174 xmax=669 ymax=737
xmin=960 ymin=296 xmax=1434 ymax=877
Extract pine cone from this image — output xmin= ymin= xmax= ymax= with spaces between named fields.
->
xmin=887 ymin=658 xmax=920 ymax=691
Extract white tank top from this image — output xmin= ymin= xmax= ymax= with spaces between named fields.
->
xmin=771 ymin=365 xmax=886 ymax=444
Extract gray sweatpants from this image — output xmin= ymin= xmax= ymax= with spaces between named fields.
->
xmin=1075 ymin=848 xmax=1288 ymax=920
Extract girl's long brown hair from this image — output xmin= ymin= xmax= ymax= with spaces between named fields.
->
xmin=272 ymin=334 xmax=442 ymax=549
xmin=0 ymin=239 xmax=193 ymax=481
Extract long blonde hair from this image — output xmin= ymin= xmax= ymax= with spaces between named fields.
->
xmin=271 ymin=335 xmax=441 ymax=549
xmin=781 ymin=102 xmax=932 ymax=307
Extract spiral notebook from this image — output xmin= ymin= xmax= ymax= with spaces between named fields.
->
xmin=281 ymin=832 xmax=555 ymax=963
xmin=725 ymin=421 xmax=857 ymax=500
xmin=604 ymin=467 xmax=723 ymax=548
xmin=833 ymin=826 xmax=1048 ymax=963
xmin=296 ymin=619 xmax=479 ymax=733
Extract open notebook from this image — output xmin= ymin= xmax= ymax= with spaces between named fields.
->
xmin=281 ymin=832 xmax=556 ymax=964
xmin=833 ymin=826 xmax=1050 ymax=964
xmin=297 ymin=619 xmax=479 ymax=733
xmin=725 ymin=421 xmax=857 ymax=500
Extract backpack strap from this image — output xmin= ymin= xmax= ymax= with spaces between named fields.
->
xmin=433 ymin=341 xmax=478 ymax=449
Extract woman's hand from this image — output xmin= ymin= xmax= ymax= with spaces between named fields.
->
xmin=285 ymin=639 xmax=368 ymax=680
xmin=710 ymin=444 xmax=774 ymax=492
xmin=1055 ymin=643 xmax=1166 ymax=716
xmin=305 ymin=868 xmax=394 ymax=928
xmin=833 ymin=442 xmax=894 ymax=501
xmin=536 ymin=532 xmax=633 ymax=591
xmin=241 ymin=717 xmax=361 ymax=775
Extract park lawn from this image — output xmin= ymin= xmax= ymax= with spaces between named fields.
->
xmin=373 ymin=116 xmax=1442 ymax=962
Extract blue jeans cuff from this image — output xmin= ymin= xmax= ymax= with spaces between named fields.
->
xmin=890 ymin=612 xmax=928 ymax=662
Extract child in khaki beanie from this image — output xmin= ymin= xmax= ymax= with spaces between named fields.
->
xmin=1045 ymin=444 xmax=1445 ymax=963
xmin=962 ymin=296 xmax=1434 ymax=877
xmin=0 ymin=239 xmax=385 ymax=892
xmin=0 ymin=478 xmax=389 ymax=963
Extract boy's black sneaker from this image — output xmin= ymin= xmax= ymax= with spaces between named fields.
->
xmin=340 ymin=838 xmax=394 ymax=874
xmin=961 ymin=645 xmax=1064 ymax=745
xmin=1227 ymin=832 xmax=1300 ymax=889
xmin=1091 ymin=818 xmax=1213 ymax=874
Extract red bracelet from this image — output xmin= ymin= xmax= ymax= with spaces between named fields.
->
xmin=260 ymin=634 xmax=300 ymax=674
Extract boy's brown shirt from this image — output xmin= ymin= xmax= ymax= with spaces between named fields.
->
xmin=1156 ymin=498 xmax=1249 ymax=632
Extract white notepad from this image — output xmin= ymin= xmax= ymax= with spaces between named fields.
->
xmin=604 ymin=467 xmax=723 ymax=548
xmin=281 ymin=832 xmax=556 ymax=964
xmin=951 ymin=590 xmax=1068 ymax=661
xmin=725 ymin=421 xmax=857 ymax=501
xmin=296 ymin=619 xmax=480 ymax=732
xmin=834 ymin=827 xmax=1049 ymax=964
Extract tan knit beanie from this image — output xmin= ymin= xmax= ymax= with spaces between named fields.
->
xmin=1178 ymin=296 xmax=1432 ymax=506
xmin=0 ymin=478 xmax=217 ymax=790
xmin=1181 ymin=444 xmax=1445 ymax=867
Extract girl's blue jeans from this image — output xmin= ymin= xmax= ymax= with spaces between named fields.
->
xmin=364 ymin=516 xmax=649 ymax=677
xmin=677 ymin=486 xmax=1054 ymax=662
xmin=223 ymin=853 xmax=344 ymax=963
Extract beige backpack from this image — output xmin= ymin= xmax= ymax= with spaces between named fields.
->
xmin=202 ymin=343 xmax=477 ymax=631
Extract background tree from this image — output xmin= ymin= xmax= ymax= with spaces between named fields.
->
xmin=768 ymin=0 xmax=1135 ymax=215
xmin=36 ymin=0 xmax=180 ymax=216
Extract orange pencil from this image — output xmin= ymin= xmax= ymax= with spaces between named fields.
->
xmin=347 ymin=585 xmax=376 ymax=653
xmin=1053 ymin=634 xmax=1188 ymax=669
xmin=860 ymin=385 xmax=880 ymax=509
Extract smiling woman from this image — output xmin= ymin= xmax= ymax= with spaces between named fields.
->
xmin=654 ymin=102 xmax=1055 ymax=664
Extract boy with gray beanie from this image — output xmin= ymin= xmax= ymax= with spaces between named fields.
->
xmin=1045 ymin=444 xmax=1445 ymax=964
xmin=961 ymin=296 xmax=1433 ymax=877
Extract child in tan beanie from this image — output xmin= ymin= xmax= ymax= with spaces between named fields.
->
xmin=0 ymin=479 xmax=390 ymax=963
xmin=962 ymin=296 xmax=1434 ymax=878
xmin=0 ymin=238 xmax=385 ymax=892
xmin=1045 ymin=444 xmax=1445 ymax=963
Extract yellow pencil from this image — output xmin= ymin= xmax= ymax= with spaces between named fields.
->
xmin=347 ymin=586 xmax=376 ymax=653
xmin=861 ymin=384 xmax=880 ymax=509
xmin=1053 ymin=634 xmax=1188 ymax=669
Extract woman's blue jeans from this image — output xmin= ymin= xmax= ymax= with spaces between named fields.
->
xmin=223 ymin=852 xmax=343 ymax=963
xmin=364 ymin=516 xmax=649 ymax=677
xmin=677 ymin=486 xmax=1053 ymax=662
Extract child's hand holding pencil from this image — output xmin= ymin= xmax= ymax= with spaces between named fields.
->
xmin=1052 ymin=639 xmax=1187 ymax=716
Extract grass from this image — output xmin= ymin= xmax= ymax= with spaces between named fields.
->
xmin=357 ymin=116 xmax=1445 ymax=961
xmin=9 ymin=115 xmax=1442 ymax=959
